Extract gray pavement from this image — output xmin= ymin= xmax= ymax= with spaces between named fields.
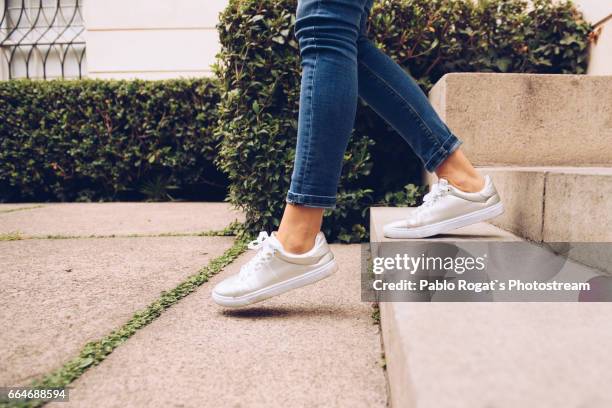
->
xmin=0 ymin=204 xmax=44 ymax=213
xmin=0 ymin=203 xmax=386 ymax=407
xmin=0 ymin=202 xmax=243 ymax=237
xmin=0 ymin=235 xmax=234 ymax=385
xmin=57 ymin=245 xmax=387 ymax=408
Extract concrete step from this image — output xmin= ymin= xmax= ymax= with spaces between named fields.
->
xmin=425 ymin=167 xmax=612 ymax=272
xmin=426 ymin=167 xmax=612 ymax=243
xmin=478 ymin=167 xmax=612 ymax=243
xmin=369 ymin=207 xmax=612 ymax=408
xmin=429 ymin=73 xmax=612 ymax=167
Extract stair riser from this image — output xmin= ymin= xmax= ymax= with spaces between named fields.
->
xmin=480 ymin=168 xmax=612 ymax=242
xmin=429 ymin=73 xmax=612 ymax=167
xmin=424 ymin=168 xmax=612 ymax=273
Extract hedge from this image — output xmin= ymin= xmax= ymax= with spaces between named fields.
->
xmin=215 ymin=0 xmax=591 ymax=242
xmin=0 ymin=79 xmax=225 ymax=202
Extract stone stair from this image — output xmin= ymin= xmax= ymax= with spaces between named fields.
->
xmin=371 ymin=73 xmax=612 ymax=407
xmin=429 ymin=73 xmax=612 ymax=240
xmin=370 ymin=208 xmax=612 ymax=408
xmin=428 ymin=73 xmax=612 ymax=269
xmin=478 ymin=167 xmax=611 ymax=242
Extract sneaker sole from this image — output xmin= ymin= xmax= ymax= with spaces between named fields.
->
xmin=212 ymin=259 xmax=339 ymax=308
xmin=384 ymin=201 xmax=505 ymax=239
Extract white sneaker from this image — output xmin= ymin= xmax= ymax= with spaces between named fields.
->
xmin=384 ymin=176 xmax=504 ymax=239
xmin=212 ymin=231 xmax=338 ymax=308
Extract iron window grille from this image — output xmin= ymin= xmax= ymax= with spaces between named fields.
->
xmin=0 ymin=0 xmax=86 ymax=79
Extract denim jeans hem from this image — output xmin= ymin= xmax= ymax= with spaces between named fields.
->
xmin=424 ymin=136 xmax=463 ymax=172
xmin=286 ymin=191 xmax=337 ymax=209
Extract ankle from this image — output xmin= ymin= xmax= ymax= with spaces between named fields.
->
xmin=277 ymin=204 xmax=323 ymax=254
xmin=437 ymin=172 xmax=485 ymax=193
xmin=276 ymin=230 xmax=317 ymax=255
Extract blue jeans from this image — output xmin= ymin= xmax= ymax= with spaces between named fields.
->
xmin=286 ymin=0 xmax=462 ymax=208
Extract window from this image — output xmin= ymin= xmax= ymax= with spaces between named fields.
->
xmin=0 ymin=0 xmax=86 ymax=80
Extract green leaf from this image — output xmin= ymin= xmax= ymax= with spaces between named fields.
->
xmin=496 ymin=57 xmax=512 ymax=72
xmin=79 ymin=357 xmax=95 ymax=369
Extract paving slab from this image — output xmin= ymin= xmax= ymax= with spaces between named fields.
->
xmin=0 ymin=202 xmax=243 ymax=237
xmin=0 ymin=236 xmax=234 ymax=386
xmin=57 ymin=244 xmax=387 ymax=408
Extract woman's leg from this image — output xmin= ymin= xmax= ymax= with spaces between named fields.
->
xmin=277 ymin=204 xmax=323 ymax=254
xmin=355 ymin=2 xmax=483 ymax=191
xmin=435 ymin=149 xmax=484 ymax=192
xmin=278 ymin=0 xmax=369 ymax=253
xmin=213 ymin=0 xmax=367 ymax=304
xmin=355 ymin=1 xmax=503 ymax=239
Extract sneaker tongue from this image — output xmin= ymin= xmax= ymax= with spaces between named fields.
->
xmin=267 ymin=232 xmax=284 ymax=251
xmin=438 ymin=178 xmax=449 ymax=187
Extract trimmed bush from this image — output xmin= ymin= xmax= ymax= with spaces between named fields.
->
xmin=215 ymin=0 xmax=375 ymax=242
xmin=371 ymin=0 xmax=592 ymax=90
xmin=215 ymin=0 xmax=591 ymax=241
xmin=0 ymin=79 xmax=226 ymax=202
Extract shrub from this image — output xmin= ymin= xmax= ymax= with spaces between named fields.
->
xmin=215 ymin=0 xmax=375 ymax=242
xmin=371 ymin=0 xmax=592 ymax=90
xmin=0 ymin=79 xmax=226 ymax=202
xmin=215 ymin=0 xmax=591 ymax=241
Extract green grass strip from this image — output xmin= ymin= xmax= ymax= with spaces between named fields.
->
xmin=0 ymin=232 xmax=23 ymax=242
xmin=0 ymin=235 xmax=249 ymax=408
xmin=0 ymin=205 xmax=44 ymax=214
xmin=0 ymin=221 xmax=242 ymax=242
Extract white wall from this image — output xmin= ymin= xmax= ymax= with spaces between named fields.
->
xmin=3 ymin=0 xmax=610 ymax=80
xmin=573 ymin=0 xmax=612 ymax=75
xmin=84 ymin=0 xmax=228 ymax=79
xmin=573 ymin=0 xmax=610 ymax=24
xmin=587 ymin=17 xmax=612 ymax=75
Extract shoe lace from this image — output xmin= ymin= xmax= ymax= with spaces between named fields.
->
xmin=421 ymin=180 xmax=450 ymax=208
xmin=239 ymin=231 xmax=276 ymax=280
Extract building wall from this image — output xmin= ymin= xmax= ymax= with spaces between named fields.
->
xmin=588 ymin=17 xmax=612 ymax=75
xmin=84 ymin=0 xmax=228 ymax=79
xmin=573 ymin=0 xmax=612 ymax=75
xmin=573 ymin=0 xmax=610 ymax=24
xmin=1 ymin=0 xmax=610 ymax=80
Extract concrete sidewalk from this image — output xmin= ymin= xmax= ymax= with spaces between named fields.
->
xmin=0 ymin=236 xmax=233 ymax=386
xmin=1 ymin=203 xmax=241 ymax=386
xmin=0 ymin=203 xmax=386 ymax=407
xmin=0 ymin=202 xmax=243 ymax=237
xmin=54 ymin=244 xmax=387 ymax=408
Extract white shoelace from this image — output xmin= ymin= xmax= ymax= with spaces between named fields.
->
xmin=421 ymin=180 xmax=451 ymax=209
xmin=247 ymin=231 xmax=271 ymax=250
xmin=239 ymin=231 xmax=276 ymax=280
